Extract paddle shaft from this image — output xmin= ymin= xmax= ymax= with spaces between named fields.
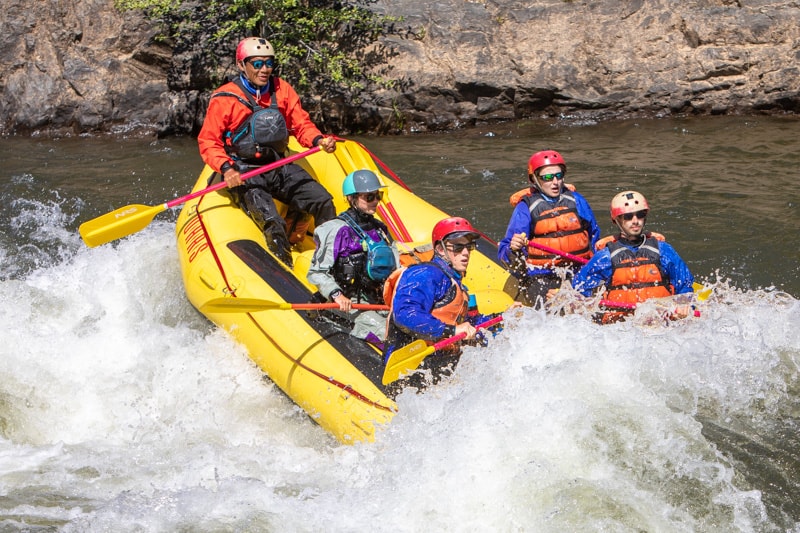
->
xmin=600 ymin=298 xmax=700 ymax=317
xmin=529 ymin=243 xmax=713 ymax=302
xmin=291 ymin=302 xmax=388 ymax=311
xmin=527 ymin=240 xmax=589 ymax=264
xmin=431 ymin=315 xmax=504 ymax=351
xmin=381 ymin=315 xmax=504 ymax=385
xmin=166 ymin=146 xmax=321 ymax=209
xmin=599 ymin=299 xmax=636 ymax=310
xmin=527 ymin=241 xmax=705 ymax=314
xmin=200 ymin=296 xmax=389 ymax=313
xmin=79 ymin=146 xmax=322 ymax=247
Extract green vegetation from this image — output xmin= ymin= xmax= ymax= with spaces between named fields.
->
xmin=115 ymin=0 xmax=401 ymax=100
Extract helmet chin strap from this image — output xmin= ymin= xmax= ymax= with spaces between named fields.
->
xmin=434 ymin=241 xmax=453 ymax=266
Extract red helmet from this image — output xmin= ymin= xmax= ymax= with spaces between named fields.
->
xmin=431 ymin=217 xmax=480 ymax=245
xmin=236 ymin=37 xmax=275 ymax=62
xmin=610 ymin=191 xmax=649 ymax=218
xmin=528 ymin=150 xmax=566 ymax=177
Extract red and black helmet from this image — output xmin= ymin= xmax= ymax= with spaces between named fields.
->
xmin=431 ymin=217 xmax=480 ymax=245
xmin=527 ymin=150 xmax=566 ymax=178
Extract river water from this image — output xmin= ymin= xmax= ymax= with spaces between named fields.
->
xmin=1 ymin=116 xmax=798 ymax=531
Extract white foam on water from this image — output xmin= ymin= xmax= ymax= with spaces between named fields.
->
xmin=0 ymin=208 xmax=798 ymax=531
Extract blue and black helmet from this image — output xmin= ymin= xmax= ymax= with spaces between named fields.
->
xmin=342 ymin=169 xmax=385 ymax=197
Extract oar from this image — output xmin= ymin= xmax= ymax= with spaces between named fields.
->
xmin=693 ymin=282 xmax=712 ymax=302
xmin=599 ymin=299 xmax=637 ymax=310
xmin=200 ymin=297 xmax=389 ymax=314
xmin=529 ymin=241 xmax=712 ymax=302
xmin=79 ymin=146 xmax=322 ymax=247
xmin=528 ymin=240 xmax=589 ymax=264
xmin=600 ymin=298 xmax=710 ymax=317
xmin=382 ymin=315 xmax=504 ymax=386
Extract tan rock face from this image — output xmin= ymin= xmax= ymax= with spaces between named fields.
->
xmin=369 ymin=0 xmax=800 ymax=132
xmin=2 ymin=0 xmax=799 ymax=136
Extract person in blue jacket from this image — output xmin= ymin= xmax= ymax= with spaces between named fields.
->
xmin=383 ymin=216 xmax=489 ymax=384
xmin=498 ymin=149 xmax=601 ymax=307
xmin=571 ymin=190 xmax=694 ymax=320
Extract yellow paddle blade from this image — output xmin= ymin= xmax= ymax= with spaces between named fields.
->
xmin=382 ymin=340 xmax=434 ymax=385
xmin=200 ymin=298 xmax=292 ymax=313
xmin=693 ymin=282 xmax=712 ymax=302
xmin=79 ymin=203 xmax=167 ymax=247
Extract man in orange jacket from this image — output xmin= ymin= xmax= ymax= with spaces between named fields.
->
xmin=197 ymin=37 xmax=337 ymax=264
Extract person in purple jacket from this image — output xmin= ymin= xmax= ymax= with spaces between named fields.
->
xmin=307 ymin=169 xmax=399 ymax=341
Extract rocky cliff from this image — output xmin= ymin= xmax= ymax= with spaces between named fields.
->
xmin=2 ymin=0 xmax=799 ymax=136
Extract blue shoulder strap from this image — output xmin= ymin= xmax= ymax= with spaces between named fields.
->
xmin=340 ymin=212 xmax=384 ymax=243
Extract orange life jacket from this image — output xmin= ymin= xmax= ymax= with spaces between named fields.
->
xmin=383 ymin=264 xmax=468 ymax=326
xmin=382 ymin=267 xmax=405 ymax=316
xmin=431 ymin=277 xmax=469 ymax=325
xmin=395 ymin=242 xmax=435 ymax=267
xmin=596 ymin=233 xmax=674 ymax=304
xmin=383 ymin=260 xmax=469 ymax=345
xmin=510 ymin=185 xmax=591 ymax=267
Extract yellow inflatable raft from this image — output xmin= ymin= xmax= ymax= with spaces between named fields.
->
xmin=175 ymin=137 xmax=517 ymax=443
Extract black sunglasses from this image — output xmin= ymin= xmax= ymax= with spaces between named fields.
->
xmin=248 ymin=58 xmax=275 ymax=69
xmin=621 ymin=210 xmax=648 ymax=221
xmin=445 ymin=241 xmax=477 ymax=254
xmin=358 ymin=191 xmax=383 ymax=202
xmin=538 ymin=171 xmax=564 ymax=182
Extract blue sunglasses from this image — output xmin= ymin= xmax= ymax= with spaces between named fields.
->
xmin=248 ymin=58 xmax=275 ymax=70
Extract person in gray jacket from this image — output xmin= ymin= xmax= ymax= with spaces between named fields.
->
xmin=307 ymin=169 xmax=399 ymax=342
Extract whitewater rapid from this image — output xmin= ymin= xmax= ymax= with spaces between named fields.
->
xmin=1 ymin=201 xmax=797 ymax=531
